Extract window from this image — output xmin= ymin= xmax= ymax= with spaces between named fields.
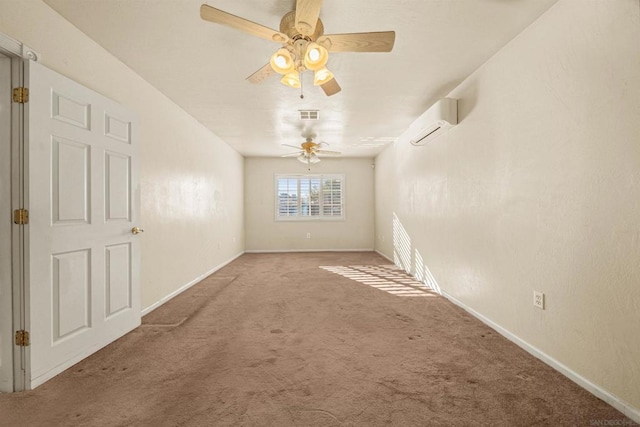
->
xmin=276 ymin=174 xmax=344 ymax=220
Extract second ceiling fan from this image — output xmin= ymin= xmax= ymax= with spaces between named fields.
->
xmin=281 ymin=138 xmax=341 ymax=165
xmin=200 ymin=0 xmax=396 ymax=96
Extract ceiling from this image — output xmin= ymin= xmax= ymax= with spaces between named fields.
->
xmin=43 ymin=0 xmax=557 ymax=158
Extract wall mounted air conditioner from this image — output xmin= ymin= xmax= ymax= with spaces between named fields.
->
xmin=408 ymin=98 xmax=458 ymax=146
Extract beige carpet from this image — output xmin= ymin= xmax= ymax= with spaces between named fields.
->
xmin=0 ymin=252 xmax=635 ymax=426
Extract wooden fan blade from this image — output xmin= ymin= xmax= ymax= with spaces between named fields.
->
xmin=316 ymin=150 xmax=341 ymax=155
xmin=281 ymin=152 xmax=303 ymax=157
xmin=200 ymin=4 xmax=289 ymax=43
xmin=317 ymin=31 xmax=395 ymax=52
xmin=282 ymin=144 xmax=303 ymax=149
xmin=320 ymin=78 xmax=341 ymax=96
xmin=295 ymin=0 xmax=322 ymax=36
xmin=246 ymin=63 xmax=275 ymax=84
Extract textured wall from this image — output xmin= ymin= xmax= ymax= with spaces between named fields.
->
xmin=0 ymin=1 xmax=245 ymax=311
xmin=375 ymin=0 xmax=640 ymax=413
xmin=245 ymin=157 xmax=374 ymax=251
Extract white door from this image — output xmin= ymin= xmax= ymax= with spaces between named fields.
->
xmin=0 ymin=54 xmax=13 ymax=392
xmin=25 ymin=60 xmax=140 ymax=388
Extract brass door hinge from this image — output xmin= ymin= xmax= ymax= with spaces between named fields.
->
xmin=12 ymin=87 xmax=29 ymax=103
xmin=13 ymin=209 xmax=29 ymax=225
xmin=15 ymin=330 xmax=30 ymax=347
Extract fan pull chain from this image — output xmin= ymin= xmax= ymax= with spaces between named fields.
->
xmin=300 ymin=71 xmax=304 ymax=99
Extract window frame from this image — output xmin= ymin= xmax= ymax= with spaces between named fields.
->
xmin=274 ymin=173 xmax=346 ymax=221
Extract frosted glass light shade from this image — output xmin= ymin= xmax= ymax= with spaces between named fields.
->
xmin=304 ymin=43 xmax=329 ymax=71
xmin=313 ymin=67 xmax=334 ymax=86
xmin=270 ymin=48 xmax=294 ymax=74
xmin=281 ymin=71 xmax=301 ymax=88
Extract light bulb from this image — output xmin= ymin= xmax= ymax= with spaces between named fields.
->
xmin=274 ymin=55 xmax=287 ymax=68
xmin=308 ymin=48 xmax=320 ymax=61
xmin=270 ymin=48 xmax=294 ymax=74
xmin=303 ymin=43 xmax=328 ymax=71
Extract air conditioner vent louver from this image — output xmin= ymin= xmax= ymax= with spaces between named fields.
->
xmin=406 ymin=99 xmax=457 ymax=146
xmin=299 ymin=110 xmax=319 ymax=120
xmin=414 ymin=126 xmax=441 ymax=145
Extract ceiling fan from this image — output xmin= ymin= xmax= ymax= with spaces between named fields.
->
xmin=281 ymin=137 xmax=341 ymax=165
xmin=200 ymin=0 xmax=396 ymax=96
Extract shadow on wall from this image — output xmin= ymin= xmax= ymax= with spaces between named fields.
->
xmin=419 ymin=79 xmax=466 ymax=118
xmin=392 ymin=212 xmax=442 ymax=295
xmin=455 ymin=79 xmax=478 ymax=123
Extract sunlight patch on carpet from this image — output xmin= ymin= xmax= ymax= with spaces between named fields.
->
xmin=320 ymin=265 xmax=438 ymax=297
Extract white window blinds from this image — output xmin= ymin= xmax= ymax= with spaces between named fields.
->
xmin=275 ymin=174 xmax=344 ymax=220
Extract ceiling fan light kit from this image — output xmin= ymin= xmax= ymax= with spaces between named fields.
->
xmin=200 ymin=0 xmax=396 ymax=97
xmin=296 ymin=153 xmax=320 ymax=165
xmin=269 ymin=38 xmax=334 ymax=89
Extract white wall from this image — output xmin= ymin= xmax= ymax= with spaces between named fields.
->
xmin=0 ymin=1 xmax=244 ymax=311
xmin=245 ymin=157 xmax=374 ymax=252
xmin=375 ymin=0 xmax=640 ymax=417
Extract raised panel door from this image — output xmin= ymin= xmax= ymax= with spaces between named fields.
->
xmin=26 ymin=60 xmax=140 ymax=387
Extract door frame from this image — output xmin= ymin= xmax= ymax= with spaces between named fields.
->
xmin=0 ymin=32 xmax=40 ymax=392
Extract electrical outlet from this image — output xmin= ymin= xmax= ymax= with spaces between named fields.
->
xmin=533 ymin=291 xmax=545 ymax=309
xmin=306 ymin=232 xmax=311 ymax=239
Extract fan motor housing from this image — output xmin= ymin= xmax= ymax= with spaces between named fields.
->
xmin=280 ymin=11 xmax=324 ymax=41
xmin=301 ymin=141 xmax=317 ymax=153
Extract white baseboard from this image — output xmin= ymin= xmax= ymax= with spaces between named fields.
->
xmin=374 ymin=249 xmax=394 ymax=263
xmin=244 ymin=248 xmax=374 ymax=253
xmin=440 ymin=290 xmax=640 ymax=424
xmin=141 ymin=251 xmax=244 ymax=316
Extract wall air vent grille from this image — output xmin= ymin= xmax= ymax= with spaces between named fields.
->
xmin=299 ymin=110 xmax=319 ymax=120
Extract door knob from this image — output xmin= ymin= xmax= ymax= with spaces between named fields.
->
xmin=131 ymin=227 xmax=144 ymax=235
